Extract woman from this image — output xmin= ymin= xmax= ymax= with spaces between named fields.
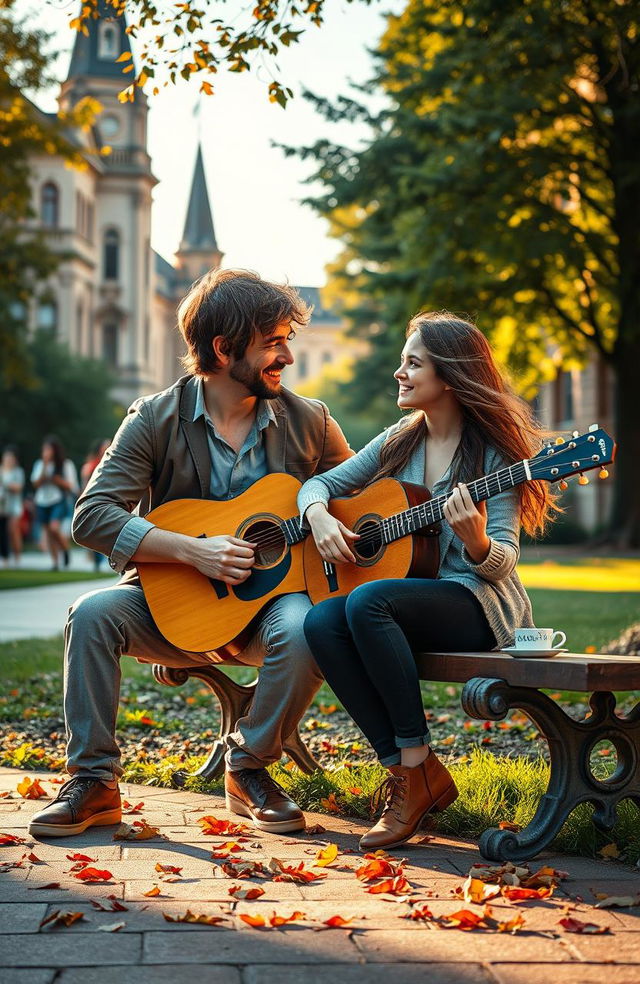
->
xmin=0 ymin=446 xmax=25 ymax=566
xmin=30 ymin=435 xmax=79 ymax=571
xmin=298 ymin=311 xmax=555 ymax=851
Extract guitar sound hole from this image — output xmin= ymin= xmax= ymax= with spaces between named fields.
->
xmin=353 ymin=519 xmax=383 ymax=562
xmin=241 ymin=519 xmax=286 ymax=568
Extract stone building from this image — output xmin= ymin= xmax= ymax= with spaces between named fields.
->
xmin=24 ymin=2 xmax=346 ymax=409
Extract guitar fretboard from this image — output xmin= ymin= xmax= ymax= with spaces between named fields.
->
xmin=379 ymin=460 xmax=529 ymax=544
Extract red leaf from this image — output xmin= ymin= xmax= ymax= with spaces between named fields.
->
xmin=322 ymin=914 xmax=352 ymax=928
xmin=66 ymin=853 xmax=96 ymax=863
xmin=559 ymin=916 xmax=609 ymax=934
xmin=0 ymin=833 xmax=27 ymax=846
xmin=74 ymin=867 xmax=114 ymax=883
xmin=198 ymin=815 xmax=251 ymax=836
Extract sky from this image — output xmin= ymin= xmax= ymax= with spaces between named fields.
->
xmin=24 ymin=0 xmax=404 ymax=286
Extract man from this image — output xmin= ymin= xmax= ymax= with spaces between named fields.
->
xmin=29 ymin=269 xmax=352 ymax=838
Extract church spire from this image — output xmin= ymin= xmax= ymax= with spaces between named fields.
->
xmin=67 ymin=0 xmax=134 ymax=81
xmin=180 ymin=144 xmax=219 ymax=252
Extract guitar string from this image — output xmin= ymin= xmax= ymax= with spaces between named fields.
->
xmin=232 ymin=455 xmax=589 ymax=556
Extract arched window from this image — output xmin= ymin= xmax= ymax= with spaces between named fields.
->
xmin=103 ymin=323 xmax=118 ymax=367
xmin=41 ymin=182 xmax=59 ymax=227
xmin=37 ymin=298 xmax=58 ymax=333
xmin=103 ymin=229 xmax=120 ymax=281
xmin=98 ymin=22 xmax=119 ymax=60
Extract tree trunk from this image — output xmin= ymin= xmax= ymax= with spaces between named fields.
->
xmin=608 ymin=338 xmax=640 ymax=548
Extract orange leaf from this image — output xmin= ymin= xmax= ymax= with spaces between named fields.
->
xmin=199 ymin=815 xmax=251 ymax=836
xmin=269 ymin=910 xmax=306 ymax=926
xmin=322 ymin=914 xmax=353 ymax=928
xmin=66 ymin=853 xmax=96 ymax=863
xmin=123 ymin=800 xmax=144 ymax=813
xmin=155 ymin=863 xmax=183 ymax=876
xmin=90 ymin=899 xmax=128 ymax=912
xmin=0 ymin=833 xmax=27 ymax=846
xmin=314 ymin=843 xmax=339 ymax=867
xmin=114 ymin=819 xmax=162 ymax=841
xmin=355 ymin=858 xmax=396 ymax=882
xmin=228 ymin=885 xmax=265 ymax=900
xmin=501 ymin=885 xmax=553 ymax=903
xmin=598 ymin=842 xmax=620 ymax=859
xmin=221 ymin=860 xmax=266 ymax=880
xmin=498 ymin=820 xmax=522 ymax=832
xmin=320 ymin=792 xmax=341 ymax=813
xmin=559 ymin=916 xmax=609 ymax=934
xmin=16 ymin=777 xmax=47 ymax=799
xmin=238 ymin=913 xmax=266 ymax=927
xmin=440 ymin=908 xmax=487 ymax=930
xmin=163 ymin=910 xmax=225 ymax=925
xmin=143 ymin=885 xmax=162 ymax=897
xmin=269 ymin=858 xmax=327 ymax=883
xmin=40 ymin=910 xmax=85 ymax=929
xmin=457 ymin=876 xmax=501 ymax=905
xmin=366 ymin=874 xmax=411 ymax=896
xmin=406 ymin=904 xmax=434 ymax=921
xmin=73 ymin=867 xmax=114 ymax=883
xmin=497 ymin=912 xmax=526 ymax=933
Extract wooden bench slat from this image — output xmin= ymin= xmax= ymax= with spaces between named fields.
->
xmin=415 ymin=651 xmax=640 ymax=692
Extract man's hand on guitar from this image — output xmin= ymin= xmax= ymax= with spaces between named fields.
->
xmin=443 ymin=483 xmax=491 ymax=564
xmin=190 ymin=535 xmax=257 ymax=585
xmin=305 ymin=502 xmax=360 ymax=565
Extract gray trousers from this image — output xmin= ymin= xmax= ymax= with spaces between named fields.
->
xmin=63 ymin=584 xmax=323 ymax=780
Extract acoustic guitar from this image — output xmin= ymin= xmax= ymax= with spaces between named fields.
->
xmin=138 ymin=426 xmax=615 ymax=653
xmin=303 ymin=425 xmax=616 ymax=604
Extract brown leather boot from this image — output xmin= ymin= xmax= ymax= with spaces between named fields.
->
xmin=225 ymin=767 xmax=305 ymax=833
xmin=359 ymin=749 xmax=458 ymax=851
xmin=28 ymin=777 xmax=121 ymax=838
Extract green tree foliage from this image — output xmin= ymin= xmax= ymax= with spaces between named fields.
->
xmin=291 ymin=0 xmax=640 ymax=543
xmin=70 ymin=0 xmax=370 ymax=107
xmin=0 ymin=0 xmax=101 ymax=386
xmin=0 ymin=330 xmax=123 ymax=474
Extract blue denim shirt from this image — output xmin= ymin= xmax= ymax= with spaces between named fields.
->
xmin=192 ymin=378 xmax=277 ymax=499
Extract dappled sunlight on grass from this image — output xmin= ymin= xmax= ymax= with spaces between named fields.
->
xmin=520 ymin=557 xmax=640 ymax=592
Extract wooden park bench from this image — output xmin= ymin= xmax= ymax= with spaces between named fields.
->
xmin=153 ymin=650 xmax=640 ymax=862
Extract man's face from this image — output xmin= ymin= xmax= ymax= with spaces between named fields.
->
xmin=229 ymin=321 xmax=295 ymax=399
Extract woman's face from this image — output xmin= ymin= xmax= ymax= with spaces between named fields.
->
xmin=42 ymin=443 xmax=54 ymax=462
xmin=394 ymin=332 xmax=450 ymax=411
xmin=2 ymin=451 xmax=16 ymax=468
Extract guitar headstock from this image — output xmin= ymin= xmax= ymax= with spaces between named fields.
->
xmin=529 ymin=425 xmax=616 ymax=485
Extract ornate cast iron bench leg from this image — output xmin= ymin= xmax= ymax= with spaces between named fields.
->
xmin=153 ymin=663 xmax=321 ymax=786
xmin=462 ymin=677 xmax=640 ymax=863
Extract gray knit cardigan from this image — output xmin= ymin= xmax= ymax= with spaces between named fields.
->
xmin=297 ymin=426 xmax=534 ymax=649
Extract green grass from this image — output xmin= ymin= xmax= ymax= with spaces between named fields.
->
xmin=0 ymin=570 xmax=114 ymax=590
xmin=527 ymin=588 xmax=639 ymax=652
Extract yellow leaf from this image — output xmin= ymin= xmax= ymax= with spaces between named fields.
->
xmin=598 ymin=843 xmax=621 ymax=859
xmin=314 ymin=843 xmax=339 ymax=868
xmin=116 ymin=52 xmax=132 ymax=62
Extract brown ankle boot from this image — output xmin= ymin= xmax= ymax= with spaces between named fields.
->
xmin=359 ymin=748 xmax=458 ymax=851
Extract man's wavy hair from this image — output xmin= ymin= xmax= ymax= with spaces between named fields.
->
xmin=179 ymin=268 xmax=312 ymax=375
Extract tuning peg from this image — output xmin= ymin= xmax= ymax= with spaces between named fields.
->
xmin=598 ymin=468 xmax=609 ymax=480
xmin=559 ymin=479 xmax=568 ymax=491
xmin=588 ymin=423 xmax=599 ymax=432
xmin=578 ymin=473 xmax=589 ymax=486
xmin=555 ymin=437 xmax=564 ymax=445
xmin=572 ymin=430 xmax=580 ymax=438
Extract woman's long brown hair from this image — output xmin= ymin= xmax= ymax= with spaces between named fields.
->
xmin=374 ymin=312 xmax=558 ymax=537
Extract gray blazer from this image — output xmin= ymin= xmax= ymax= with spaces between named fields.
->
xmin=297 ymin=426 xmax=533 ymax=649
xmin=73 ymin=375 xmax=352 ymax=581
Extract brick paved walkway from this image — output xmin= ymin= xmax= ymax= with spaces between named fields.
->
xmin=1 ymin=766 xmax=638 ymax=982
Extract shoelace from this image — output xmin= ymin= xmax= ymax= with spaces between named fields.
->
xmin=370 ymin=774 xmax=406 ymax=819
xmin=238 ymin=769 xmax=286 ymax=804
xmin=55 ymin=777 xmax=97 ymax=807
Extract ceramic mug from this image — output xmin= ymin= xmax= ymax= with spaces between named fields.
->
xmin=514 ymin=628 xmax=567 ymax=651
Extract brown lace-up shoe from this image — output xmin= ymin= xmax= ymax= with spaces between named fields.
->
xmin=359 ymin=748 xmax=458 ymax=851
xmin=28 ymin=777 xmax=121 ymax=838
xmin=225 ymin=768 xmax=305 ymax=833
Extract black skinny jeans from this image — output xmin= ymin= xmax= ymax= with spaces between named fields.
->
xmin=303 ymin=578 xmax=496 ymax=766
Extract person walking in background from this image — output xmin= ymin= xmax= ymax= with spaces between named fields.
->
xmin=30 ymin=435 xmax=79 ymax=571
xmin=0 ymin=447 xmax=26 ymax=566
xmin=80 ymin=439 xmax=112 ymax=570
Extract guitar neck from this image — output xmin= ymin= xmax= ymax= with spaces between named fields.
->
xmin=383 ymin=459 xmax=531 ymax=542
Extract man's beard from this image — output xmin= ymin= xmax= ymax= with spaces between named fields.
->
xmin=230 ymin=357 xmax=283 ymax=399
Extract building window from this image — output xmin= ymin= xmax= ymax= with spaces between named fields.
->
xmin=297 ymin=351 xmax=308 ymax=380
xmin=87 ymin=201 xmax=94 ymax=242
xmin=103 ymin=229 xmax=120 ymax=280
xmin=98 ymin=22 xmax=119 ymax=60
xmin=37 ymin=298 xmax=58 ymax=333
xmin=103 ymin=323 xmax=118 ymax=366
xmin=76 ymin=301 xmax=83 ymax=348
xmin=41 ymin=182 xmax=59 ymax=227
xmin=321 ymin=351 xmax=333 ymax=365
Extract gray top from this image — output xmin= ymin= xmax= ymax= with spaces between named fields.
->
xmin=297 ymin=424 xmax=533 ymax=649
